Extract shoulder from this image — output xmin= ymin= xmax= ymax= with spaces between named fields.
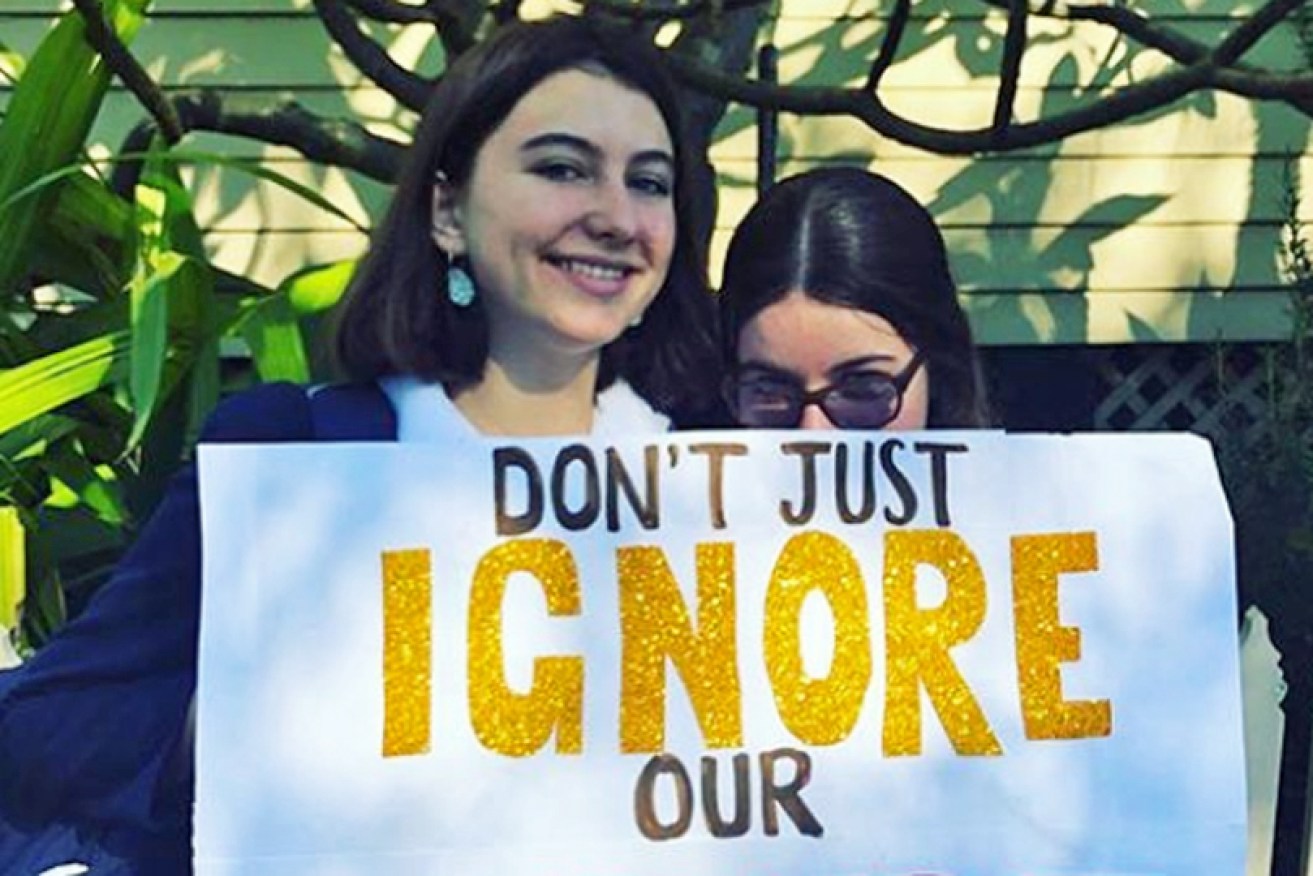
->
xmin=198 ymin=381 xmax=398 ymax=444
xmin=199 ymin=381 xmax=314 ymax=444
xmin=595 ymin=381 xmax=671 ymax=434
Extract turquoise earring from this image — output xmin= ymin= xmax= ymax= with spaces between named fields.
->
xmin=447 ymin=261 xmax=476 ymax=308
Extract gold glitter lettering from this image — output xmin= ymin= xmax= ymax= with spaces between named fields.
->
xmin=764 ymin=531 xmax=871 ymax=746
xmin=882 ymin=529 xmax=1002 ymax=757
xmin=468 ymin=539 xmax=583 ymax=756
xmin=1012 ymin=532 xmax=1112 ymax=740
xmin=381 ymin=549 xmax=432 ymax=757
xmin=618 ymin=542 xmax=742 ymax=753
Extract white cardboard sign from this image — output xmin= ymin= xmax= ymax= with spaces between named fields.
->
xmin=196 ymin=431 xmax=1245 ymax=875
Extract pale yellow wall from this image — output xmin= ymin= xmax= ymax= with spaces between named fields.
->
xmin=4 ymin=0 xmax=1312 ymax=344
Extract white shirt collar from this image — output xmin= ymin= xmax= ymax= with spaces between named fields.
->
xmin=378 ymin=375 xmax=669 ymax=442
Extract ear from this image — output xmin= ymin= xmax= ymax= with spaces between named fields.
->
xmin=430 ymin=175 xmax=467 ymax=257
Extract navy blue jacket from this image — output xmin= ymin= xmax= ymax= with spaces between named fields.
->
xmin=0 ymin=383 xmax=395 ymax=874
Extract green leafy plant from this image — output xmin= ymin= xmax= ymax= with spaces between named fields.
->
xmin=0 ymin=5 xmax=355 ymax=655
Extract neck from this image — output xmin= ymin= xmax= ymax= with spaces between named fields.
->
xmin=453 ymin=346 xmax=601 ymax=437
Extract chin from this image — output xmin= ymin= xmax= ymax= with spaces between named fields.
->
xmin=545 ymin=324 xmax=630 ymax=358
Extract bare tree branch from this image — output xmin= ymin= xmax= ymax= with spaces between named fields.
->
xmin=978 ymin=0 xmax=1278 ymax=69
xmin=1060 ymin=2 xmax=1210 ymax=63
xmin=665 ymin=50 xmax=1300 ymax=154
xmin=71 ymin=0 xmax=185 ymax=144
xmin=157 ymin=1 xmax=1313 ymax=167
xmin=313 ymin=0 xmax=433 ymax=111
xmin=883 ymin=62 xmax=1222 ymax=153
xmin=977 ymin=0 xmax=1313 ymax=115
xmin=490 ymin=0 xmax=524 ymax=26
xmin=142 ymin=89 xmax=407 ymax=183
xmin=1213 ymin=0 xmax=1308 ymax=66
xmin=650 ymin=0 xmax=763 ymax=251
xmin=343 ymin=0 xmax=433 ymax=25
xmin=579 ymin=0 xmax=768 ymax=23
xmin=1216 ymin=67 xmax=1313 ymax=102
xmin=410 ymin=0 xmax=486 ymax=57
xmin=86 ymin=0 xmax=1313 ymax=180
xmin=993 ymin=0 xmax=1027 ymax=138
xmin=864 ymin=0 xmax=910 ymax=92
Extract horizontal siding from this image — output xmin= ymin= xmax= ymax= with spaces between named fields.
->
xmin=2 ymin=15 xmax=445 ymax=88
xmin=7 ymin=2 xmax=310 ymax=12
xmin=4 ymin=0 xmax=1266 ymax=16
xmin=4 ymin=83 xmax=1291 ymax=164
xmin=715 ymin=155 xmax=1313 ymax=228
xmin=4 ymin=85 xmax=1305 ymax=163
xmin=0 ymin=90 xmax=416 ymax=166
xmin=3 ymin=5 xmax=1311 ymax=344
xmin=6 ymin=10 xmax=1294 ymax=89
xmin=716 ymin=100 xmax=1311 ymax=161
xmin=78 ymin=150 xmax=1306 ymax=234
xmin=8 ymin=16 xmax=1302 ymax=160
xmin=765 ymin=18 xmax=1299 ymax=90
xmin=777 ymin=0 xmax=1259 ymax=20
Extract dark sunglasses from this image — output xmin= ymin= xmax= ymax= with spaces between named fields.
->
xmin=725 ymin=351 xmax=926 ymax=430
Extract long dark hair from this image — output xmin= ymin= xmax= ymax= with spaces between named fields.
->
xmin=719 ymin=167 xmax=991 ymax=427
xmin=331 ymin=16 xmax=719 ymax=417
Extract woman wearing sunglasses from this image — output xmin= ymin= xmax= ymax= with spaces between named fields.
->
xmin=718 ymin=167 xmax=991 ymax=430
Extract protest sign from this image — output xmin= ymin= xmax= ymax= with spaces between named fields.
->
xmin=196 ymin=431 xmax=1244 ymax=875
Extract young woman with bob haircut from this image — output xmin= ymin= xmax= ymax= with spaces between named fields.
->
xmin=0 ymin=16 xmax=719 ymax=873
xmin=332 ymin=16 xmax=719 ymax=433
xmin=719 ymin=167 xmax=991 ymax=432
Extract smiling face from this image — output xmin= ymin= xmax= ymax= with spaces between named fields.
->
xmin=432 ymin=68 xmax=677 ymax=369
xmin=735 ymin=291 xmax=931 ymax=430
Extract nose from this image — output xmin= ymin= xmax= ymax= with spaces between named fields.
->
xmin=798 ymin=400 xmax=836 ymax=430
xmin=583 ymin=179 xmax=639 ymax=245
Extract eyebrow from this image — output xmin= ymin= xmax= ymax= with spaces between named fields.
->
xmin=738 ymin=355 xmax=898 ymax=380
xmin=520 ymin=132 xmax=675 ymax=170
xmin=737 ymin=361 xmax=795 ymax=379
xmin=827 ymin=355 xmax=898 ymax=377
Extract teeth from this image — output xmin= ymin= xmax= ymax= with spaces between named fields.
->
xmin=559 ymin=258 xmax=626 ymax=281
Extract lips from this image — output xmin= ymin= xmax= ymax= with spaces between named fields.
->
xmin=546 ymin=254 xmax=639 ymax=298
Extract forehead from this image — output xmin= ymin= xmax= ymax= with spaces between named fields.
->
xmin=738 ymin=291 xmax=915 ymax=367
xmin=486 ymin=68 xmax=673 ymax=156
